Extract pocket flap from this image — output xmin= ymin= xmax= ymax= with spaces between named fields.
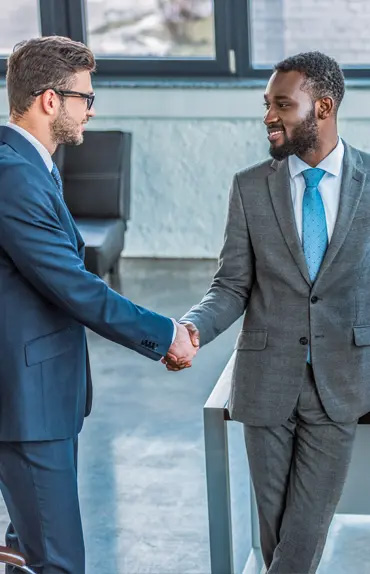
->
xmin=235 ymin=330 xmax=267 ymax=351
xmin=353 ymin=326 xmax=370 ymax=347
xmin=25 ymin=327 xmax=75 ymax=366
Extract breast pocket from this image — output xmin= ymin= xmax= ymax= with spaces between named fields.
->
xmin=235 ymin=329 xmax=268 ymax=351
xmin=353 ymin=326 xmax=370 ymax=347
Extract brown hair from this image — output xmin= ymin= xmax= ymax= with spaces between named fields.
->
xmin=6 ymin=35 xmax=96 ymax=118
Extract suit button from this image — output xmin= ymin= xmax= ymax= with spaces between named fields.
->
xmin=311 ymin=296 xmax=318 ymax=304
xmin=299 ymin=337 xmax=308 ymax=345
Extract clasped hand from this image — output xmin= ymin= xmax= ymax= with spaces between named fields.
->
xmin=161 ymin=322 xmax=200 ymax=371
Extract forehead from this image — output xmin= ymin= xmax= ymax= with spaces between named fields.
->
xmin=265 ymin=70 xmax=310 ymax=101
xmin=70 ymin=70 xmax=93 ymax=92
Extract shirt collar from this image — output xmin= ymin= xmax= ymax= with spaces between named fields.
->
xmin=6 ymin=122 xmax=53 ymax=172
xmin=288 ymin=137 xmax=344 ymax=179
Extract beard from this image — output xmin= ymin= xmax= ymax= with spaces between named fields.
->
xmin=51 ymin=101 xmax=85 ymax=146
xmin=269 ymin=106 xmax=319 ymax=161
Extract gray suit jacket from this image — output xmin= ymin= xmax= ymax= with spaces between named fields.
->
xmin=182 ymin=141 xmax=370 ymax=426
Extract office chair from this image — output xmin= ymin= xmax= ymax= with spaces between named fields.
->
xmin=0 ymin=545 xmax=36 ymax=573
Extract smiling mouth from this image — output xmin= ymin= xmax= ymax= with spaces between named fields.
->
xmin=267 ymin=129 xmax=285 ymax=143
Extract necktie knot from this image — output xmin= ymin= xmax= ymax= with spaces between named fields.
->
xmin=302 ymin=168 xmax=326 ymax=188
xmin=51 ymin=162 xmax=63 ymax=195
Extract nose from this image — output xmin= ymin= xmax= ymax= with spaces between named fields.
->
xmin=87 ymin=105 xmax=96 ymax=118
xmin=264 ymin=105 xmax=279 ymax=125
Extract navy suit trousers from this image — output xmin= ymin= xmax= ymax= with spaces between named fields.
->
xmin=0 ymin=438 xmax=84 ymax=574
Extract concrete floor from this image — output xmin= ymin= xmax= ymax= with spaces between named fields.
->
xmin=79 ymin=258 xmax=240 ymax=574
xmin=0 ymin=259 xmax=369 ymax=573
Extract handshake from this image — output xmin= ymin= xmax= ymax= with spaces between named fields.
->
xmin=161 ymin=322 xmax=200 ymax=371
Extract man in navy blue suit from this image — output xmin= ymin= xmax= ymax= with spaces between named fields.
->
xmin=0 ymin=36 xmax=198 ymax=573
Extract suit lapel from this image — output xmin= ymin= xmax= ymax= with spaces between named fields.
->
xmin=268 ymin=159 xmax=311 ymax=286
xmin=315 ymin=142 xmax=366 ymax=283
xmin=70 ymin=216 xmax=85 ymax=258
xmin=267 ymin=143 xmax=366 ymax=287
xmin=59 ymin=199 xmax=85 ymax=257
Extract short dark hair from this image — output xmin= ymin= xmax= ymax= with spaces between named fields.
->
xmin=7 ymin=36 xmax=96 ymax=119
xmin=274 ymin=51 xmax=345 ymax=113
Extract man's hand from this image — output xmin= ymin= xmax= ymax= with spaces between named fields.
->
xmin=162 ymin=322 xmax=200 ymax=371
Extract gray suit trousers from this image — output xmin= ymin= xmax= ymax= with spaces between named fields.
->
xmin=244 ymin=365 xmax=357 ymax=574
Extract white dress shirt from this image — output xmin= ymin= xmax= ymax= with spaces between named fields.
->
xmin=6 ymin=121 xmax=53 ymax=172
xmin=288 ymin=138 xmax=344 ymax=243
xmin=5 ymin=121 xmax=177 ymax=345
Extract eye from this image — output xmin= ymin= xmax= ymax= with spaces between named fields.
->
xmin=278 ymin=103 xmax=290 ymax=108
xmin=263 ymin=102 xmax=270 ymax=109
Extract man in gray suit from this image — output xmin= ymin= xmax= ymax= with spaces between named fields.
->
xmin=163 ymin=51 xmax=370 ymax=573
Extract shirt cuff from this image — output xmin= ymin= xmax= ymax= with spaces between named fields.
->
xmin=171 ymin=318 xmax=177 ymax=344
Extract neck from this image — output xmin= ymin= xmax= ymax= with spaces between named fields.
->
xmin=9 ymin=115 xmax=56 ymax=155
xmin=298 ymin=129 xmax=339 ymax=167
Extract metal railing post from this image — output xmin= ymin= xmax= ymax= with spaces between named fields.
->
xmin=204 ymin=357 xmax=236 ymax=574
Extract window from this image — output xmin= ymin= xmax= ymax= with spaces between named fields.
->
xmin=1 ymin=0 xmax=370 ymax=81
xmin=249 ymin=0 xmax=370 ymax=79
xmin=84 ymin=0 xmax=231 ymax=76
xmin=86 ymin=0 xmax=216 ymax=58
xmin=0 ymin=1 xmax=40 ymax=55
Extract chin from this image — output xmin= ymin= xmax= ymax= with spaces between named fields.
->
xmin=269 ymin=145 xmax=289 ymax=161
xmin=65 ymin=133 xmax=84 ymax=146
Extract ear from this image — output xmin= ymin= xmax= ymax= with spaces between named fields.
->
xmin=317 ymin=97 xmax=334 ymax=120
xmin=40 ymin=89 xmax=59 ymax=117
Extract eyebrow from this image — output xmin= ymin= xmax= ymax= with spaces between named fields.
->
xmin=264 ymin=94 xmax=294 ymax=101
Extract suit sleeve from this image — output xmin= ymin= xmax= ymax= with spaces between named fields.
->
xmin=0 ymin=172 xmax=173 ymax=360
xmin=180 ymin=174 xmax=255 ymax=345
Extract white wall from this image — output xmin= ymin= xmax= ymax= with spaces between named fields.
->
xmin=0 ymin=85 xmax=370 ymax=258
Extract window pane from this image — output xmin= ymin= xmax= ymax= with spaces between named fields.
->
xmin=0 ymin=2 xmax=40 ymax=55
xmin=86 ymin=0 xmax=215 ymax=58
xmin=251 ymin=0 xmax=370 ymax=67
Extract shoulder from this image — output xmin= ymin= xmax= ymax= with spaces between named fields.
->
xmin=343 ymin=141 xmax=370 ymax=171
xmin=356 ymin=149 xmax=370 ymax=169
xmin=0 ymin=144 xmax=58 ymax=215
xmin=0 ymin=143 xmax=53 ymax=195
xmin=234 ymin=157 xmax=274 ymax=187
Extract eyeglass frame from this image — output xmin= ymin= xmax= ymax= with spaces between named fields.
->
xmin=31 ymin=88 xmax=95 ymax=110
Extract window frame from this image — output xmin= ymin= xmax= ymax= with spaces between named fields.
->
xmin=84 ymin=0 xmax=233 ymax=78
xmin=0 ymin=0 xmax=369 ymax=82
xmin=0 ymin=0 xmax=232 ymax=78
xmin=234 ymin=0 xmax=370 ymax=82
xmin=0 ymin=0 xmax=86 ymax=75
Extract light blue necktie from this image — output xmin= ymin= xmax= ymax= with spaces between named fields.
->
xmin=302 ymin=167 xmax=327 ymax=363
xmin=51 ymin=162 xmax=63 ymax=196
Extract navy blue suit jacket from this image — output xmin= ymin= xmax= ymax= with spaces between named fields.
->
xmin=0 ymin=126 xmax=173 ymax=441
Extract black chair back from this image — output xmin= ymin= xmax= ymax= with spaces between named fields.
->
xmin=62 ymin=130 xmax=131 ymax=221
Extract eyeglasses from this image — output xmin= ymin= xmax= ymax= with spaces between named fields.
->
xmin=32 ymin=88 xmax=95 ymax=110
